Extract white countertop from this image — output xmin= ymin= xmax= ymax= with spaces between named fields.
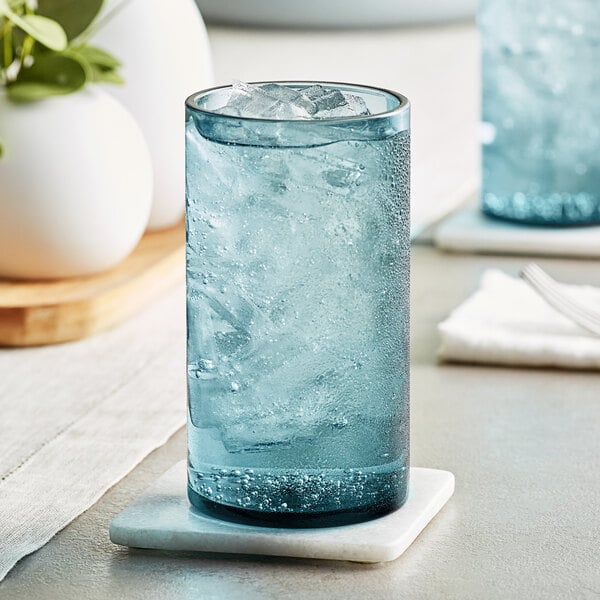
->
xmin=3 ymin=245 xmax=600 ymax=599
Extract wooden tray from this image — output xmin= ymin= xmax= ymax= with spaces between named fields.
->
xmin=0 ymin=223 xmax=185 ymax=347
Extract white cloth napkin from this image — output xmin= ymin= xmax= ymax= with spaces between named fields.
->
xmin=0 ymin=286 xmax=186 ymax=582
xmin=438 ymin=269 xmax=600 ymax=369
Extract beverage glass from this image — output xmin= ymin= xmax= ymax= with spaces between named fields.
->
xmin=185 ymin=82 xmax=410 ymax=526
xmin=480 ymin=1 xmax=600 ymax=225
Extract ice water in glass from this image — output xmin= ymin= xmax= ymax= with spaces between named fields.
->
xmin=185 ymin=82 xmax=410 ymax=526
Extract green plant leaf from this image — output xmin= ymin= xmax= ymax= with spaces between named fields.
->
xmin=7 ymin=53 xmax=87 ymax=101
xmin=62 ymin=48 xmax=94 ymax=81
xmin=76 ymin=45 xmax=121 ymax=69
xmin=66 ymin=45 xmax=123 ymax=85
xmin=91 ymin=67 xmax=123 ymax=84
xmin=0 ymin=0 xmax=9 ymax=17
xmin=36 ymin=0 xmax=104 ymax=40
xmin=8 ymin=14 xmax=67 ymax=51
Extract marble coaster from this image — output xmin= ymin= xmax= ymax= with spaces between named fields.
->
xmin=110 ymin=461 xmax=454 ymax=563
xmin=434 ymin=208 xmax=600 ymax=258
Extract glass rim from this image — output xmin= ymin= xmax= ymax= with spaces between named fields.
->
xmin=185 ymin=80 xmax=410 ymax=125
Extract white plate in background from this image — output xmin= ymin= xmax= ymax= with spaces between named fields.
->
xmin=196 ymin=0 xmax=476 ymax=28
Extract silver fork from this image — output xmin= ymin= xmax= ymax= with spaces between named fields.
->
xmin=519 ymin=263 xmax=600 ymax=336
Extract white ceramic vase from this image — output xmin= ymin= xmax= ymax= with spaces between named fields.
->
xmin=95 ymin=0 xmax=214 ymax=230
xmin=0 ymin=87 xmax=153 ymax=280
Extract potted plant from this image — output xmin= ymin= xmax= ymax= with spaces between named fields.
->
xmin=0 ymin=0 xmax=152 ymax=279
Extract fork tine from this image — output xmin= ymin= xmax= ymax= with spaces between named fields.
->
xmin=520 ymin=263 xmax=600 ymax=335
xmin=522 ymin=263 xmax=600 ymax=325
xmin=521 ymin=264 xmax=600 ymax=325
xmin=525 ymin=280 xmax=600 ymax=334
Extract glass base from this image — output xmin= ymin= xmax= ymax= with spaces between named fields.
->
xmin=187 ymin=458 xmax=409 ymax=529
xmin=188 ymin=484 xmax=407 ymax=529
xmin=482 ymin=193 xmax=600 ymax=227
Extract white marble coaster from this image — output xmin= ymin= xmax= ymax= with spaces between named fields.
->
xmin=110 ymin=461 xmax=454 ymax=563
xmin=434 ymin=208 xmax=600 ymax=258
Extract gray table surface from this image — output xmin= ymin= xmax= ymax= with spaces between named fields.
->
xmin=3 ymin=245 xmax=600 ymax=600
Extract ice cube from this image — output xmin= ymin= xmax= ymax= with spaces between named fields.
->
xmin=300 ymin=84 xmax=371 ymax=118
xmin=260 ymin=83 xmax=317 ymax=115
xmin=213 ymin=82 xmax=370 ymax=120
xmin=215 ymin=81 xmax=313 ymax=120
xmin=345 ymin=93 xmax=370 ymax=116
xmin=263 ymin=101 xmax=312 ymax=120
xmin=301 ymin=85 xmax=347 ymax=112
xmin=217 ymin=352 xmax=365 ymax=453
xmin=214 ymin=80 xmax=278 ymax=117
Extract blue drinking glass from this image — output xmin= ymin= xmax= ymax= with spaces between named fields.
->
xmin=480 ymin=0 xmax=600 ymax=225
xmin=185 ymin=82 xmax=410 ymax=527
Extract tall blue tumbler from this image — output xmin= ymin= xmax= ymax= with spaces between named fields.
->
xmin=185 ymin=82 xmax=410 ymax=526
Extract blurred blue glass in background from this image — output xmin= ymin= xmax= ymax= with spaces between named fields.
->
xmin=480 ymin=0 xmax=600 ymax=225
